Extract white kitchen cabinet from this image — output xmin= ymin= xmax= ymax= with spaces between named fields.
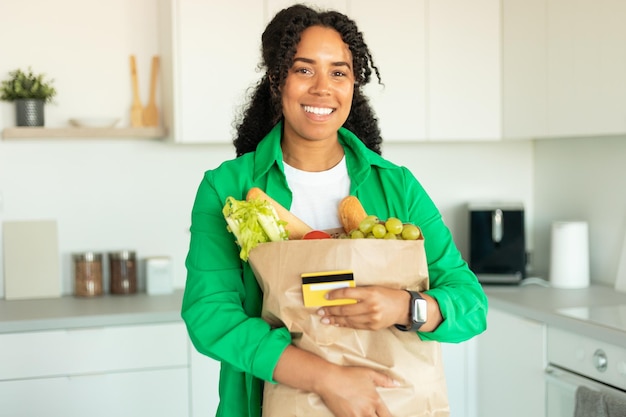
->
xmin=159 ymin=0 xmax=626 ymax=143
xmin=442 ymin=340 xmax=477 ymax=417
xmin=159 ymin=0 xmax=353 ymax=144
xmin=500 ymin=0 xmax=549 ymax=139
xmin=189 ymin=346 xmax=221 ymax=416
xmin=349 ymin=0 xmax=427 ymax=142
xmin=0 ymin=368 xmax=188 ymax=417
xmin=545 ymin=0 xmax=626 ymax=138
xmin=428 ymin=0 xmax=501 ymax=141
xmin=159 ymin=0 xmax=546 ymax=143
xmin=475 ymin=307 xmax=546 ymax=417
xmin=159 ymin=0 xmax=266 ymax=143
xmin=429 ymin=0 xmax=550 ymax=141
xmin=267 ymin=0 xmax=348 ymax=17
xmin=0 ymin=322 xmax=190 ymax=417
xmin=429 ymin=0 xmax=626 ymax=141
xmin=354 ymin=0 xmax=546 ymax=142
xmin=350 ymin=0 xmax=541 ymax=142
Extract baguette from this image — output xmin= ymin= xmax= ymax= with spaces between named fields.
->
xmin=246 ymin=187 xmax=313 ymax=240
xmin=338 ymin=195 xmax=368 ymax=233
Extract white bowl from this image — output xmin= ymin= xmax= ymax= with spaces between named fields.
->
xmin=69 ymin=118 xmax=120 ymax=128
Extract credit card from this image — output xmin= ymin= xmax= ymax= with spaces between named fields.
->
xmin=301 ymin=270 xmax=356 ymax=307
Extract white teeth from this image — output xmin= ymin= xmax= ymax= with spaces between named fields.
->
xmin=304 ymin=106 xmax=333 ymax=115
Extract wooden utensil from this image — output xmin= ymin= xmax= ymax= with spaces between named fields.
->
xmin=129 ymin=55 xmax=143 ymax=127
xmin=143 ymin=55 xmax=160 ymax=127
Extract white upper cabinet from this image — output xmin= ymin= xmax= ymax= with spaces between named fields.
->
xmin=546 ymin=0 xmax=626 ymax=138
xmin=429 ymin=0 xmax=552 ymax=141
xmin=267 ymin=0 xmax=348 ymax=17
xmin=161 ymin=0 xmax=626 ymax=143
xmin=501 ymin=0 xmax=549 ymax=140
xmin=160 ymin=0 xmax=265 ymax=144
xmin=428 ymin=0 xmax=501 ymax=141
xmin=350 ymin=0 xmax=427 ymax=142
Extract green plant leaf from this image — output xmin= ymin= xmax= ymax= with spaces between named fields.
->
xmin=0 ymin=67 xmax=57 ymax=103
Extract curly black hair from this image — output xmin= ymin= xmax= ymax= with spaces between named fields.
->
xmin=233 ymin=4 xmax=383 ymax=157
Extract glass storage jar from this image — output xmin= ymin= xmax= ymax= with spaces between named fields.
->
xmin=109 ymin=250 xmax=137 ymax=294
xmin=73 ymin=252 xmax=103 ymax=297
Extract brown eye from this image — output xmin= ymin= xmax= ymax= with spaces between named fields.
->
xmin=293 ymin=67 xmax=312 ymax=75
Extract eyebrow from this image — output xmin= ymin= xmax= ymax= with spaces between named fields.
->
xmin=293 ymin=57 xmax=352 ymax=70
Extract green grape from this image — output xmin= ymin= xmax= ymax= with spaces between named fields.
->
xmin=385 ymin=217 xmax=403 ymax=235
xmin=371 ymin=223 xmax=387 ymax=238
xmin=353 ymin=215 xmax=420 ymax=241
xmin=350 ymin=229 xmax=365 ymax=239
xmin=401 ymin=224 xmax=421 ymax=240
xmin=359 ymin=217 xmax=377 ymax=234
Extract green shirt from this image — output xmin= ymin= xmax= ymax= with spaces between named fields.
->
xmin=182 ymin=122 xmax=488 ymax=417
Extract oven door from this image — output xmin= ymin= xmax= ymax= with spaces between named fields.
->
xmin=545 ymin=365 xmax=626 ymax=417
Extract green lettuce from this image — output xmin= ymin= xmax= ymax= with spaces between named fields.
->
xmin=222 ymin=196 xmax=288 ymax=261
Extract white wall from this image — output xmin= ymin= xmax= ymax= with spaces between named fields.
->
xmin=0 ymin=0 xmax=161 ymax=129
xmin=0 ymin=0 xmax=533 ymax=297
xmin=532 ymin=135 xmax=626 ymax=286
xmin=383 ymin=140 xmax=534 ymax=259
xmin=0 ymin=138 xmax=534 ymax=297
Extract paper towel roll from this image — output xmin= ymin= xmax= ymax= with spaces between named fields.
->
xmin=550 ymin=221 xmax=590 ymax=288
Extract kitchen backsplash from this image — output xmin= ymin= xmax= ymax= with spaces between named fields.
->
xmin=0 ymin=138 xmax=534 ymax=297
xmin=532 ymin=135 xmax=626 ymax=287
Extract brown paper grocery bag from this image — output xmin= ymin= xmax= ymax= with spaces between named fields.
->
xmin=248 ymin=238 xmax=449 ymax=417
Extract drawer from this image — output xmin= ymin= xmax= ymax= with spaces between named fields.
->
xmin=0 ymin=322 xmax=188 ymax=380
xmin=0 ymin=367 xmax=189 ymax=417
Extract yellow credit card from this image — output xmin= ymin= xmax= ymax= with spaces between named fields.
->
xmin=301 ymin=270 xmax=356 ymax=307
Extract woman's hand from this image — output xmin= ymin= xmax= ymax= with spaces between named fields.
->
xmin=318 ymin=286 xmax=443 ymax=332
xmin=317 ymin=286 xmax=410 ymax=331
xmin=316 ymin=365 xmax=395 ymax=417
xmin=274 ymin=346 xmax=395 ymax=417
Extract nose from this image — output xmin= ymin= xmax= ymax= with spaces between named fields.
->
xmin=310 ymin=74 xmax=331 ymax=95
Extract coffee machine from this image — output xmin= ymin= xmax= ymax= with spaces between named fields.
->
xmin=468 ymin=202 xmax=526 ymax=284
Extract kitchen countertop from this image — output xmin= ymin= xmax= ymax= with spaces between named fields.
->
xmin=0 ymin=290 xmax=184 ymax=334
xmin=1 ymin=284 xmax=625 ymax=347
xmin=483 ymin=282 xmax=626 ymax=346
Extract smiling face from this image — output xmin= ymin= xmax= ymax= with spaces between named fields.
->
xmin=280 ymin=25 xmax=355 ymax=146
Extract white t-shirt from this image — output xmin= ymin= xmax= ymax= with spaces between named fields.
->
xmin=283 ymin=156 xmax=350 ymax=231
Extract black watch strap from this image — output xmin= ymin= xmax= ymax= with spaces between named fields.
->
xmin=394 ymin=290 xmax=427 ymax=332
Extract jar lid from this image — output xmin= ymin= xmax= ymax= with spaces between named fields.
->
xmin=72 ymin=252 xmax=103 ymax=262
xmin=108 ymin=250 xmax=136 ymax=260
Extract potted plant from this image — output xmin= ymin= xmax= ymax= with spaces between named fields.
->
xmin=0 ymin=67 xmax=57 ymax=127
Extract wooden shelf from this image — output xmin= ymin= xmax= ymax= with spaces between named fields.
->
xmin=2 ymin=127 xmax=167 ymax=140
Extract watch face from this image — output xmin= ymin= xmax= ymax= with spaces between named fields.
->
xmin=394 ymin=291 xmax=427 ymax=332
xmin=413 ymin=297 xmax=428 ymax=324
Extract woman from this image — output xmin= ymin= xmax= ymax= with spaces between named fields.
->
xmin=182 ymin=4 xmax=488 ymax=417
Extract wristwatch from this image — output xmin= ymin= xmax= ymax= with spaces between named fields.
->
xmin=394 ymin=290 xmax=427 ymax=332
